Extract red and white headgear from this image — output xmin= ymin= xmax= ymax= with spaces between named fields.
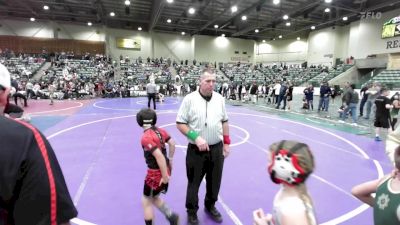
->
xmin=268 ymin=140 xmax=314 ymax=186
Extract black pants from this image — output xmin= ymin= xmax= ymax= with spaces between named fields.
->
xmin=147 ymin=93 xmax=156 ymax=109
xmin=359 ymin=98 xmax=367 ymax=116
xmin=186 ymin=142 xmax=224 ymax=214
xmin=13 ymin=93 xmax=27 ymax=107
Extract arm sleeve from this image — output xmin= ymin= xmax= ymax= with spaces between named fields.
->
xmin=158 ymin=128 xmax=171 ymax=143
xmin=222 ymin=97 xmax=229 ymax=122
xmin=176 ymin=96 xmax=189 ymax=124
xmin=14 ymin=131 xmax=78 ymax=225
xmin=141 ymin=136 xmax=158 ymax=153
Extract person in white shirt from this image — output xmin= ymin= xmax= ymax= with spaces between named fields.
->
xmin=273 ymin=81 xmax=281 ymax=105
xmin=176 ymin=68 xmax=230 ymax=225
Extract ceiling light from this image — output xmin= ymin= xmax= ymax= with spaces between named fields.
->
xmin=166 ymin=0 xmax=174 ymax=3
xmin=87 ymin=22 xmax=92 ymax=26
xmin=255 ymin=29 xmax=259 ymax=33
xmin=181 ymin=31 xmax=185 ymax=35
xmin=43 ymin=5 xmax=49 ymax=10
xmin=311 ymin=25 xmax=316 ymax=30
xmin=279 ymin=35 xmax=282 ymax=39
xmin=262 ymin=40 xmax=266 ymax=43
xmin=286 ymin=22 xmax=291 ymax=26
xmin=214 ymin=24 xmax=219 ymax=29
xmin=110 ymin=12 xmax=115 ymax=17
xmin=221 ymin=34 xmax=225 ymax=37
xmin=283 ymin=15 xmax=289 ymax=20
xmin=125 ymin=0 xmax=130 ymax=6
xmin=167 ymin=19 xmax=172 ymax=23
xmin=273 ymin=0 xmax=280 ymax=5
xmin=325 ymin=0 xmax=332 ymax=3
xmin=343 ymin=16 xmax=348 ymax=21
xmin=231 ymin=5 xmax=238 ymax=13
xmin=324 ymin=8 xmax=330 ymax=13
xmin=297 ymin=37 xmax=301 ymax=40
xmin=138 ymin=27 xmax=142 ymax=31
xmin=241 ymin=15 xmax=247 ymax=21
xmin=188 ymin=7 xmax=195 ymax=14
xmin=30 ymin=17 xmax=35 ymax=22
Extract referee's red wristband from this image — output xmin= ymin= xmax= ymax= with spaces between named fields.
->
xmin=223 ymin=135 xmax=231 ymax=145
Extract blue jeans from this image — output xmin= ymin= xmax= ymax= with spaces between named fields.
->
xmin=341 ymin=103 xmax=358 ymax=123
xmin=318 ymin=96 xmax=330 ymax=111
xmin=365 ymin=100 xmax=374 ymax=119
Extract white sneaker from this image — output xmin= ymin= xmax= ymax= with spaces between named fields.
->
xmin=338 ymin=120 xmax=345 ymax=123
xmin=351 ymin=123 xmax=358 ymax=126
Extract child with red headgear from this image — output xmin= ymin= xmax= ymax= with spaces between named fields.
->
xmin=253 ymin=140 xmax=317 ymax=225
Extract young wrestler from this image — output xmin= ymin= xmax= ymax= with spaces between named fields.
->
xmin=253 ymin=140 xmax=317 ymax=225
xmin=136 ymin=108 xmax=179 ymax=225
xmin=352 ymin=145 xmax=400 ymax=225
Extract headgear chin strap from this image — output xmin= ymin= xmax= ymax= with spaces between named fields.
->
xmin=268 ymin=140 xmax=310 ymax=186
xmin=136 ymin=108 xmax=157 ymax=127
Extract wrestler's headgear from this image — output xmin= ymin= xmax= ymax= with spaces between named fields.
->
xmin=136 ymin=108 xmax=157 ymax=127
xmin=267 ymin=140 xmax=314 ymax=186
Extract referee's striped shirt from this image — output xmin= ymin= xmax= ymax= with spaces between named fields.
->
xmin=176 ymin=91 xmax=228 ymax=145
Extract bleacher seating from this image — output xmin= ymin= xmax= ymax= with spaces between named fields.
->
xmin=1 ymin=57 xmax=45 ymax=79
xmin=307 ymin=64 xmax=353 ymax=85
xmin=370 ymin=70 xmax=400 ymax=88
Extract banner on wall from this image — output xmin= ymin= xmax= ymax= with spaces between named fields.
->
xmin=116 ymin=38 xmax=141 ymax=50
xmin=382 ymin=15 xmax=400 ymax=39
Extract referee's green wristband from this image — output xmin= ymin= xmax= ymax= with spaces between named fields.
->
xmin=187 ymin=130 xmax=199 ymax=142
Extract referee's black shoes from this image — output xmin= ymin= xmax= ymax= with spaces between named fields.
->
xmin=187 ymin=212 xmax=199 ymax=225
xmin=205 ymin=206 xmax=223 ymax=223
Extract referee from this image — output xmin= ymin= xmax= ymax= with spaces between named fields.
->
xmin=146 ymin=79 xmax=157 ymax=110
xmin=176 ymin=68 xmax=230 ymax=225
xmin=0 ymin=64 xmax=77 ymax=225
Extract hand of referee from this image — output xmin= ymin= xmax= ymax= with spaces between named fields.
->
xmin=195 ymin=136 xmax=209 ymax=151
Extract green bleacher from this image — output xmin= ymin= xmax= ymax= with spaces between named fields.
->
xmin=370 ymin=70 xmax=400 ymax=88
xmin=308 ymin=64 xmax=353 ymax=85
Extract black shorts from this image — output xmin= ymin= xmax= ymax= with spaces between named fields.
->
xmin=143 ymin=182 xmax=168 ymax=197
xmin=374 ymin=116 xmax=390 ymax=129
xmin=287 ymin=96 xmax=293 ymax=101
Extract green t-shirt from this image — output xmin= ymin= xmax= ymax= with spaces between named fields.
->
xmin=374 ymin=177 xmax=400 ymax=225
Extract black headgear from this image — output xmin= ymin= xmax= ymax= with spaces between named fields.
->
xmin=136 ymin=108 xmax=157 ymax=127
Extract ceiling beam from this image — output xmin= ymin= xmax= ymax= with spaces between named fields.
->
xmin=191 ymin=8 xmax=230 ymax=35
xmin=282 ymin=0 xmax=400 ymax=39
xmin=220 ymin=0 xmax=268 ymax=29
xmin=232 ymin=0 xmax=319 ymax=37
xmin=149 ymin=0 xmax=164 ymax=31
xmin=15 ymin=0 xmax=38 ymax=17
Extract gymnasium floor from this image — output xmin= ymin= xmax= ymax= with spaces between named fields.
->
xmin=25 ymin=96 xmax=392 ymax=225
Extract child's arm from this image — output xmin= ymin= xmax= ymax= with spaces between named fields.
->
xmin=167 ymin=138 xmax=176 ymax=170
xmin=351 ymin=176 xmax=388 ymax=206
xmin=152 ymin=149 xmax=169 ymax=185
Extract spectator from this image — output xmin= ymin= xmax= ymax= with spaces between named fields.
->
xmin=0 ymin=63 xmax=77 ymax=225
xmin=374 ymin=87 xmax=393 ymax=141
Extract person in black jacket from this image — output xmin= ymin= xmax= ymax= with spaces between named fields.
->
xmin=0 ymin=64 xmax=77 ymax=225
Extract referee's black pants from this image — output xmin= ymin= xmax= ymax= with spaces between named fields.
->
xmin=185 ymin=141 xmax=224 ymax=214
xmin=147 ymin=93 xmax=156 ymax=109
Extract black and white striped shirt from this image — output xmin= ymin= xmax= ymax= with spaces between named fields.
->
xmin=176 ymin=91 xmax=228 ymax=145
